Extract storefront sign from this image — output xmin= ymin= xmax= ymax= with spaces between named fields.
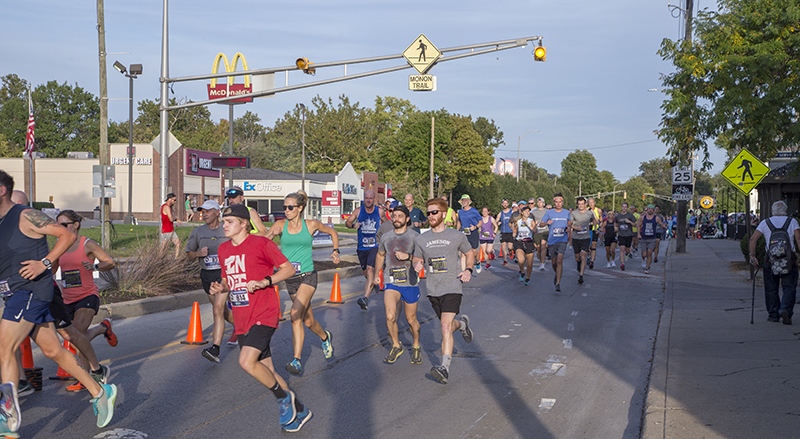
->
xmin=207 ymin=52 xmax=253 ymax=103
xmin=242 ymin=181 xmax=283 ymax=192
xmin=111 ymin=157 xmax=152 ymax=166
xmin=186 ymin=148 xmax=221 ymax=177
xmin=342 ymin=183 xmax=357 ymax=195
xmin=322 ymin=190 xmax=341 ymax=207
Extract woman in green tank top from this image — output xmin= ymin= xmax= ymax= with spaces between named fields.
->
xmin=266 ymin=191 xmax=340 ymax=375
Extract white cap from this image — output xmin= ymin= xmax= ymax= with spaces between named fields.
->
xmin=198 ymin=199 xmax=221 ymax=211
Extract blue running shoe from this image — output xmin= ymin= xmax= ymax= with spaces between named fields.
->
xmin=285 ymin=358 xmax=302 ymax=375
xmin=91 ymin=383 xmax=117 ymax=428
xmin=519 ymin=272 xmax=525 ymax=282
xmin=282 ymin=407 xmax=313 ymax=432
xmin=524 ymin=279 xmax=530 ymax=286
xmin=321 ymin=331 xmax=333 ymax=359
xmin=278 ymin=390 xmax=297 ymax=426
xmin=0 ymin=383 xmax=20 ymax=435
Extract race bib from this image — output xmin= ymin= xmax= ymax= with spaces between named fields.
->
xmin=0 ymin=280 xmax=10 ymax=298
xmin=576 ymin=226 xmax=589 ymax=238
xmin=645 ymin=223 xmax=654 ymax=234
xmin=552 ymin=227 xmax=565 ymax=238
xmin=462 ymin=228 xmax=471 ymax=235
xmin=62 ymin=269 xmax=82 ymax=288
xmin=362 ymin=236 xmax=377 ymax=247
xmin=619 ymin=224 xmax=629 ymax=231
xmin=429 ymin=256 xmax=447 ymax=274
xmin=482 ymin=231 xmax=491 ymax=238
xmin=202 ymin=254 xmax=221 ymax=270
xmin=229 ymin=289 xmax=250 ymax=307
xmin=290 ymin=262 xmax=302 ymax=275
xmin=390 ymin=267 xmax=408 ymax=284
xmin=518 ymin=227 xmax=532 ymax=240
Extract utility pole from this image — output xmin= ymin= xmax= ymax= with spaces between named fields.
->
xmin=675 ymin=0 xmax=693 ymax=253
xmin=429 ymin=116 xmax=434 ymax=200
xmin=97 ymin=0 xmax=111 ymax=250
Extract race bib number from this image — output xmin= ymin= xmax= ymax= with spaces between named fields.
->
xmin=390 ymin=267 xmax=408 ymax=284
xmin=644 ymin=223 xmax=654 ymax=234
xmin=552 ymin=227 xmax=565 ymax=238
xmin=229 ymin=289 xmax=250 ymax=307
xmin=0 ymin=280 xmax=10 ymax=298
xmin=576 ymin=226 xmax=589 ymax=238
xmin=518 ymin=227 xmax=532 ymax=240
xmin=291 ymin=262 xmax=302 ymax=275
xmin=202 ymin=255 xmax=221 ymax=270
xmin=429 ymin=256 xmax=447 ymax=274
xmin=462 ymin=228 xmax=471 ymax=235
xmin=619 ymin=224 xmax=629 ymax=231
xmin=62 ymin=269 xmax=82 ymax=288
xmin=481 ymin=231 xmax=491 ymax=238
xmin=362 ymin=236 xmax=376 ymax=247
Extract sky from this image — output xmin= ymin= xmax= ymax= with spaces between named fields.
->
xmin=2 ymin=0 xmax=726 ymax=183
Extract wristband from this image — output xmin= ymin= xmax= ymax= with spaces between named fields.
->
xmin=332 ymin=248 xmax=340 ymax=253
xmin=264 ymin=275 xmax=273 ymax=286
xmin=465 ymin=268 xmax=473 ymax=274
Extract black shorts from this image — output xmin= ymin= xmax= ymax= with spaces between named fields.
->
xmin=500 ymin=232 xmax=514 ymax=243
xmin=591 ymin=230 xmax=600 ymax=242
xmin=285 ymin=271 xmax=318 ymax=295
xmin=513 ymin=240 xmax=536 ymax=255
xmin=64 ymin=294 xmax=100 ymax=318
xmin=49 ymin=286 xmax=72 ymax=329
xmin=358 ymin=248 xmax=379 ymax=271
xmin=201 ymin=269 xmax=222 ymax=294
xmin=618 ymin=235 xmax=633 ymax=247
xmin=464 ymin=231 xmax=480 ymax=249
xmin=428 ymin=294 xmax=463 ymax=319
xmin=572 ymin=238 xmax=591 ymax=254
xmin=237 ymin=324 xmax=276 ymax=361
xmin=604 ymin=235 xmax=617 ymax=247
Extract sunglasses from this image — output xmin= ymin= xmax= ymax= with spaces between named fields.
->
xmin=59 ymin=222 xmax=74 ymax=227
xmin=226 ymin=190 xmax=243 ymax=197
xmin=426 ymin=210 xmax=441 ymax=216
xmin=283 ymin=205 xmax=298 ymax=211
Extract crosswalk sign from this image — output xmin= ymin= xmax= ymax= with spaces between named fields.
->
xmin=721 ymin=149 xmax=770 ymax=195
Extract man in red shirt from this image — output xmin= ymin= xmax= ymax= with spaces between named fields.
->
xmin=160 ymin=193 xmax=183 ymax=258
xmin=209 ymin=204 xmax=312 ymax=432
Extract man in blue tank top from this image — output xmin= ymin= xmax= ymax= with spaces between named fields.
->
xmin=636 ymin=204 xmax=666 ymax=274
xmin=346 ymin=190 xmax=383 ymax=310
xmin=495 ymin=199 xmax=514 ymax=266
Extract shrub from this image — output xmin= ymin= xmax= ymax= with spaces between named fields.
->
xmin=33 ymin=201 xmax=54 ymax=210
xmin=740 ymin=232 xmax=765 ymax=263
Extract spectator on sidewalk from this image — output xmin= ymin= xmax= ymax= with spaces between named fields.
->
xmin=748 ymin=201 xmax=800 ymax=325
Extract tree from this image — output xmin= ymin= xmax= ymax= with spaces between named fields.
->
xmin=639 ymin=158 xmax=672 ymax=196
xmin=0 ymin=74 xmax=30 ymax=154
xmin=619 ymin=176 xmax=655 ymax=211
xmin=657 ymin=0 xmax=800 ymax=166
xmin=559 ymin=150 xmax=604 ymax=195
xmin=519 ymin=159 xmax=555 ymax=182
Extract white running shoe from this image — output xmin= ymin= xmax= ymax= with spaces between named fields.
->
xmin=611 ymin=261 xmax=616 ymax=267
xmin=538 ymin=263 xmax=546 ymax=271
xmin=606 ymin=262 xmax=611 ymax=268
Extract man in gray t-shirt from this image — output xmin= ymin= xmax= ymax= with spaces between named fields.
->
xmin=614 ymin=203 xmax=637 ymax=271
xmin=412 ymin=199 xmax=475 ymax=385
xmin=570 ymin=197 xmax=596 ymax=284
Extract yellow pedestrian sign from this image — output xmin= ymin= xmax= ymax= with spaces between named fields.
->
xmin=403 ymin=34 xmax=441 ymax=74
xmin=721 ymin=149 xmax=770 ymax=195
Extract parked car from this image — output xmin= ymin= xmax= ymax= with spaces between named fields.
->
xmin=259 ymin=211 xmax=286 ymax=223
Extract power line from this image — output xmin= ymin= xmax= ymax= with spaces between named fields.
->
xmin=496 ymin=139 xmax=660 ymax=154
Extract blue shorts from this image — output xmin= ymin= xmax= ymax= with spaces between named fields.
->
xmin=386 ymin=284 xmax=421 ymax=304
xmin=3 ymin=290 xmax=55 ymax=325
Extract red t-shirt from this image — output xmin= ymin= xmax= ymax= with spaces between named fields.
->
xmin=218 ymin=235 xmax=288 ymax=333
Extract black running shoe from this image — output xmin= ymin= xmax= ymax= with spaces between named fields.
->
xmin=430 ymin=365 xmax=449 ymax=384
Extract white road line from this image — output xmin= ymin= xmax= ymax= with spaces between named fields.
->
xmin=538 ymin=398 xmax=557 ymax=413
xmin=563 ymin=339 xmax=573 ymax=349
xmin=499 ymin=334 xmax=510 ymax=338
xmin=567 ymin=323 xmax=575 ymax=331
xmin=571 ymin=311 xmax=579 ymax=316
xmin=581 ymin=292 xmax=588 ymax=297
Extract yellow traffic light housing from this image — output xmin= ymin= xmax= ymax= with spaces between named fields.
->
xmin=295 ymin=57 xmax=316 ymax=75
xmin=533 ymin=45 xmax=546 ymax=62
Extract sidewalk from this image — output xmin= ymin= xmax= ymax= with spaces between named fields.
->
xmin=643 ymin=238 xmax=800 ymax=439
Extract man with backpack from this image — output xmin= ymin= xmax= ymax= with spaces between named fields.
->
xmin=748 ymin=201 xmax=800 ymax=325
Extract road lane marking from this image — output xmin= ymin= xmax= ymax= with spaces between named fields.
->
xmin=563 ymin=339 xmax=573 ymax=349
xmin=538 ymin=398 xmax=556 ymax=413
xmin=567 ymin=323 xmax=574 ymax=331
xmin=94 ymin=428 xmax=149 ymax=438
xmin=571 ymin=311 xmax=578 ymax=316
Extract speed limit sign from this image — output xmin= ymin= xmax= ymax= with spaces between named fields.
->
xmin=672 ymin=164 xmax=694 ymax=184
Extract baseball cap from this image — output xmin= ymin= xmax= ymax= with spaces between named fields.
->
xmin=519 ymin=200 xmax=527 ymax=205
xmin=394 ymin=205 xmax=410 ymax=217
xmin=537 ymin=197 xmax=545 ymax=202
xmin=512 ymin=203 xmax=518 ymax=208
xmin=647 ymin=204 xmax=655 ymax=209
xmin=388 ymin=200 xmax=401 ymax=209
xmin=460 ymin=194 xmax=471 ymax=200
xmin=197 ymin=200 xmax=221 ymax=211
xmin=225 ymin=186 xmax=244 ymax=198
xmin=221 ymin=203 xmax=249 ymax=220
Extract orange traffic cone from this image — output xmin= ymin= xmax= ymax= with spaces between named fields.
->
xmin=49 ymin=341 xmax=75 ymax=380
xmin=479 ymin=247 xmax=485 ymax=262
xmin=500 ymin=246 xmax=504 ymax=258
xmin=419 ymin=267 xmax=426 ymax=279
xmin=379 ymin=269 xmax=385 ymax=291
xmin=181 ymin=301 xmax=208 ymax=345
xmin=328 ymin=272 xmax=344 ymax=304
xmin=276 ymin=284 xmax=286 ymax=322
xmin=21 ymin=337 xmax=34 ymax=369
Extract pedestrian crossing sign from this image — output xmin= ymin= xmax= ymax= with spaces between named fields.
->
xmin=721 ymin=149 xmax=770 ymax=195
xmin=403 ymin=34 xmax=441 ymax=74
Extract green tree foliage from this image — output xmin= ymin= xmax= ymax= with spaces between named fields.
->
xmin=0 ymin=74 xmax=30 ymax=153
xmin=619 ymin=176 xmax=655 ymax=211
xmin=559 ymin=150 xmax=605 ymax=195
xmin=519 ymin=159 xmax=555 ymax=182
xmin=639 ymin=158 xmax=672 ymax=196
xmin=657 ymin=0 xmax=800 ymax=166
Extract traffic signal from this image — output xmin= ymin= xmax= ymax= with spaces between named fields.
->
xmin=533 ymin=45 xmax=547 ymax=62
xmin=642 ymin=194 xmax=646 ymax=201
xmin=623 ymin=191 xmax=627 ymax=199
xmin=295 ymin=57 xmax=315 ymax=75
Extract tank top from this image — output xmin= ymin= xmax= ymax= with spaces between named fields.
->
xmin=641 ymin=215 xmax=657 ymax=239
xmin=160 ymin=203 xmax=174 ymax=233
xmin=0 ymin=204 xmax=53 ymax=301
xmin=480 ymin=217 xmax=494 ymax=240
xmin=516 ymin=218 xmax=534 ymax=241
xmin=357 ymin=206 xmax=381 ymax=250
xmin=246 ymin=206 xmax=259 ymax=234
xmin=281 ymin=220 xmax=314 ymax=275
xmin=604 ymin=220 xmax=616 ymax=238
xmin=59 ymin=236 xmax=98 ymax=303
xmin=590 ymin=207 xmax=602 ymax=230
xmin=500 ymin=209 xmax=513 ymax=233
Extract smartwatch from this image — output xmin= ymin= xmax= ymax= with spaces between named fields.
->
xmin=41 ymin=258 xmax=52 ymax=270
xmin=264 ymin=276 xmax=273 ymax=286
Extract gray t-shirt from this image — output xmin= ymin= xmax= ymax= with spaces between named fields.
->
xmin=379 ymin=228 xmax=420 ymax=286
xmin=185 ymin=223 xmax=229 ymax=270
xmin=570 ymin=210 xmax=594 ymax=240
xmin=531 ymin=208 xmax=548 ymax=233
xmin=616 ymin=212 xmax=637 ymax=237
xmin=414 ymin=227 xmax=472 ymax=297
xmin=376 ymin=218 xmax=395 ymax=243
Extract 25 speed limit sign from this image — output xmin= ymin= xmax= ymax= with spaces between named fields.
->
xmin=672 ymin=165 xmax=694 ymax=184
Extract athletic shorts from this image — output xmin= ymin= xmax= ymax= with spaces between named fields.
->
xmin=591 ymin=230 xmax=600 ymax=242
xmin=479 ymin=237 xmax=495 ymax=243
xmin=534 ymin=232 xmax=548 ymax=244
xmin=604 ymin=235 xmax=617 ymax=247
xmin=500 ymin=232 xmax=514 ymax=243
xmin=513 ymin=240 xmax=536 ymax=255
xmin=572 ymin=238 xmax=591 ymax=254
xmin=3 ymin=290 xmax=54 ymax=325
xmin=285 ymin=271 xmax=318 ymax=295
xmin=655 ymin=232 xmax=662 ymax=240
xmin=386 ymin=284 xmax=421 ymax=304
xmin=464 ymin=231 xmax=480 ymax=249
xmin=358 ymin=247 xmax=379 ymax=271
xmin=428 ymin=294 xmax=462 ymax=319
xmin=200 ymin=269 xmax=222 ymax=294
xmin=640 ymin=238 xmax=658 ymax=252
xmin=64 ymin=294 xmax=100 ymax=318
xmin=618 ymin=235 xmax=633 ymax=247
xmin=237 ymin=324 xmax=276 ymax=361
xmin=49 ymin=286 xmax=73 ymax=329
xmin=550 ymin=242 xmax=568 ymax=255
xmin=159 ymin=231 xmax=178 ymax=242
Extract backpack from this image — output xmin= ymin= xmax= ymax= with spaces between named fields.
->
xmin=766 ymin=218 xmax=794 ymax=275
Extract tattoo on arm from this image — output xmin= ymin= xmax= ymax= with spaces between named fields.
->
xmin=24 ymin=209 xmax=56 ymax=229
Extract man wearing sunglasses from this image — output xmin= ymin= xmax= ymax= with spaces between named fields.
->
xmin=225 ymin=186 xmax=268 ymax=237
xmin=160 ymin=193 xmax=183 ymax=258
xmin=412 ymin=198 xmax=475 ymax=384
xmin=345 ymin=190 xmax=382 ymax=310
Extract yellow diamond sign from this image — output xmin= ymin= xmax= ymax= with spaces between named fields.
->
xmin=403 ymin=34 xmax=441 ymax=74
xmin=721 ymin=149 xmax=770 ymax=195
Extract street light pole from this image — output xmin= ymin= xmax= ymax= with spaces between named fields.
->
xmin=299 ymin=104 xmax=306 ymax=194
xmin=517 ymin=129 xmax=539 ymax=182
xmin=114 ymin=61 xmax=142 ymax=225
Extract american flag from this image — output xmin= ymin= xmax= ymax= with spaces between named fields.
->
xmin=25 ymin=89 xmax=35 ymax=158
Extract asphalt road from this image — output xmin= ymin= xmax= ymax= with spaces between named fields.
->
xmin=18 ymin=249 xmax=666 ymax=439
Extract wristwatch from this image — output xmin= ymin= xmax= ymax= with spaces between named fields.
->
xmin=465 ymin=267 xmax=473 ymax=274
xmin=41 ymin=258 xmax=52 ymax=269
xmin=332 ymin=248 xmax=340 ymax=253
xmin=264 ymin=275 xmax=273 ymax=286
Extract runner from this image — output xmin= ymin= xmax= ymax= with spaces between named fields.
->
xmin=531 ymin=197 xmax=549 ymax=271
xmin=602 ymin=211 xmax=618 ymax=268
xmin=186 ymin=200 xmax=233 ymax=363
xmin=570 ymin=197 xmax=596 ymax=285
xmin=160 ymin=193 xmax=183 ymax=258
xmin=456 ymin=194 xmax=482 ymax=274
xmin=637 ymin=204 xmax=666 ymax=274
xmin=225 ymin=186 xmax=268 ymax=236
xmin=587 ymin=198 xmax=603 ymax=269
xmin=373 ymin=205 xmax=422 ymax=364
xmin=631 ymin=207 xmax=641 ymax=254
xmin=0 ymin=170 xmax=117 ymax=436
xmin=413 ymin=198 xmax=474 ymax=384
xmin=346 ymin=190 xmax=382 ymax=311
xmin=403 ymin=193 xmax=425 ymax=233
xmin=495 ymin=199 xmax=514 ymax=266
xmin=210 ymin=203 xmax=311 ymax=432
xmin=511 ymin=206 xmax=535 ymax=286
xmin=615 ymin=203 xmax=637 ymax=271
xmin=266 ymin=191 xmax=339 ymax=375
xmin=653 ymin=205 xmax=664 ymax=263
xmin=443 ymin=196 xmax=457 ymax=228
xmin=539 ymin=193 xmax=571 ymax=292
xmin=478 ymin=208 xmax=498 ymax=269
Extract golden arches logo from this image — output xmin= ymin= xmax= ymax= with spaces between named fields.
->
xmin=210 ymin=52 xmax=251 ymax=88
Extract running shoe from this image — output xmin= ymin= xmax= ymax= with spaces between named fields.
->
xmin=92 ymin=364 xmax=111 ymax=385
xmin=524 ymin=279 xmax=530 ymax=286
xmin=0 ymin=383 xmax=20 ymax=435
xmin=475 ymin=264 xmax=481 ymax=274
xmin=66 ymin=381 xmax=86 ymax=392
xmin=485 ymin=263 xmax=490 ymax=269
xmin=282 ymin=406 xmax=313 ymax=432
xmin=285 ymin=358 xmax=303 ymax=375
xmin=578 ymin=275 xmax=584 ymax=285
xmin=91 ymin=383 xmax=117 ymax=428
xmin=555 ymin=283 xmax=561 ymax=292
xmin=519 ymin=272 xmax=525 ymax=282
xmin=654 ymin=257 xmax=659 ymax=263
xmin=606 ymin=262 xmax=611 ymax=268
xmin=539 ymin=263 xmax=546 ymax=271
xmin=100 ymin=318 xmax=118 ymax=347
xmin=460 ymin=314 xmax=473 ymax=343
xmin=430 ymin=365 xmax=449 ymax=384
xmin=277 ymin=390 xmax=297 ymax=426
xmin=620 ymin=263 xmax=625 ymax=271
xmin=611 ymin=260 xmax=616 ymax=267
xmin=384 ymin=346 xmax=404 ymax=363
xmin=17 ymin=380 xmax=33 ymax=398
xmin=502 ymin=261 xmax=508 ymax=266
xmin=321 ymin=331 xmax=334 ymax=359
xmin=202 ymin=345 xmax=221 ymax=363
xmin=227 ymin=333 xmax=238 ymax=346
xmin=644 ymin=268 xmax=650 ymax=274
xmin=357 ymin=296 xmax=369 ymax=311
xmin=589 ymin=261 xmax=594 ymax=270
xmin=409 ymin=346 xmax=423 ymax=365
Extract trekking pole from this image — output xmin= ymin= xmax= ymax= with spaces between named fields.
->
xmin=750 ymin=266 xmax=760 ymax=325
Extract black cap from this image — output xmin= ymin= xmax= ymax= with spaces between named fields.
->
xmin=394 ymin=205 xmax=410 ymax=218
xmin=222 ymin=204 xmax=250 ymax=220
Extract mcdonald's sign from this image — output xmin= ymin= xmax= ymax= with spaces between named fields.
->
xmin=207 ymin=52 xmax=253 ymax=103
